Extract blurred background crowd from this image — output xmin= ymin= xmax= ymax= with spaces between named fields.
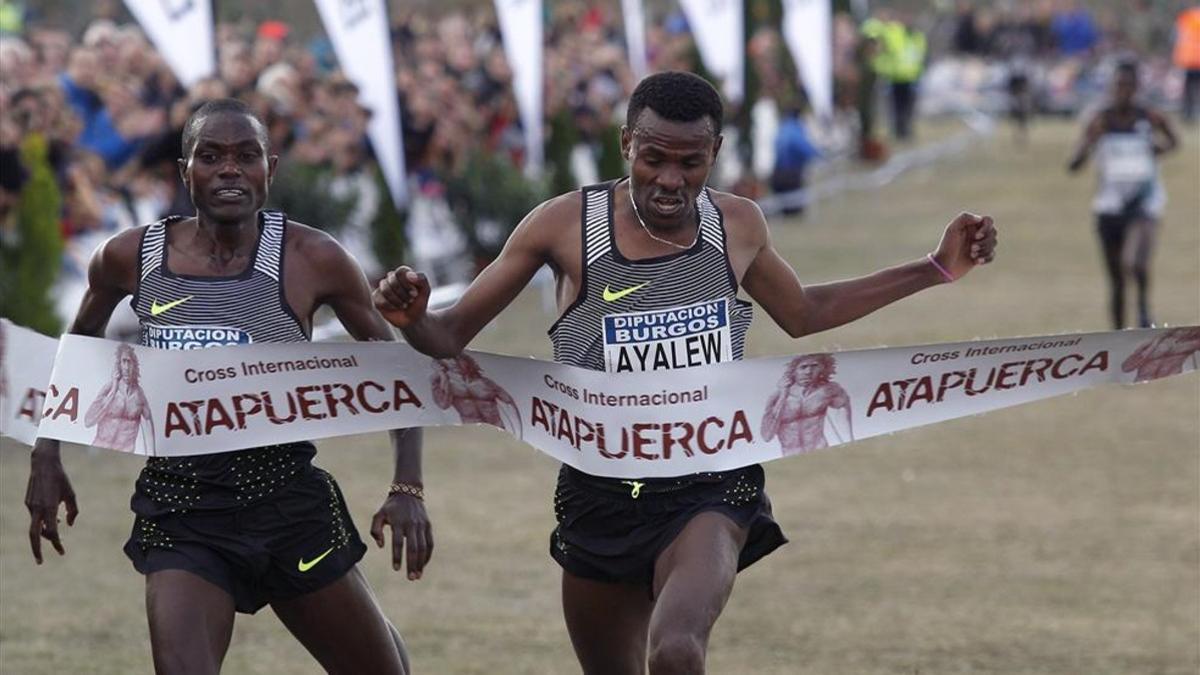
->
xmin=0 ymin=0 xmax=1196 ymax=335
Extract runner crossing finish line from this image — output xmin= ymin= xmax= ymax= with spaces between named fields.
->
xmin=5 ymin=319 xmax=1196 ymax=478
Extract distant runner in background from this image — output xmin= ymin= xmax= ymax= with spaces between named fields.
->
xmin=1068 ymin=61 xmax=1179 ymax=329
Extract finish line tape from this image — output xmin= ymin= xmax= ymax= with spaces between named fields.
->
xmin=2 ymin=319 xmax=1196 ymax=479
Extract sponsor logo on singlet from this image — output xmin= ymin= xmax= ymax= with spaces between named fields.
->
xmin=142 ymin=325 xmax=252 ymax=350
xmin=602 ymin=299 xmax=733 ymax=373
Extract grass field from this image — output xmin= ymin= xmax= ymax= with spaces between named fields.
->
xmin=1 ymin=118 xmax=1197 ymax=674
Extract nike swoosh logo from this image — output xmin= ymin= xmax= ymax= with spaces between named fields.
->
xmin=150 ymin=296 xmax=194 ymax=316
xmin=298 ymin=547 xmax=335 ymax=572
xmin=602 ymin=283 xmax=649 ymax=303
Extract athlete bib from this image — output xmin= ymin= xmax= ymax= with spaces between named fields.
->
xmin=603 ymin=298 xmax=734 ymax=373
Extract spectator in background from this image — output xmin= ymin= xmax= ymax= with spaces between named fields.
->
xmin=0 ymin=115 xmax=27 ymax=228
xmin=953 ymin=0 xmax=984 ymax=55
xmin=769 ymin=105 xmax=820 ymax=217
xmin=254 ymin=19 xmax=289 ymax=73
xmin=1175 ymin=5 xmax=1200 ymax=122
xmin=856 ymin=19 xmax=885 ymax=161
xmin=867 ymin=11 xmax=927 ymax=141
xmin=1051 ymin=0 xmax=1099 ymax=56
xmin=58 ymin=40 xmax=161 ymax=170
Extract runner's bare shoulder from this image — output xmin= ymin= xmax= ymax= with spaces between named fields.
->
xmin=87 ymin=223 xmax=152 ymax=291
xmin=504 ymin=191 xmax=583 ymax=268
xmin=279 ymin=218 xmax=360 ymax=274
xmin=706 ymin=189 xmax=771 ymax=248
xmin=518 ymin=191 xmax=582 ymax=242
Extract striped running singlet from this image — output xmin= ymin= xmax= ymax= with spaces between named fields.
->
xmin=130 ymin=210 xmax=315 ymax=514
xmin=549 ymin=179 xmax=753 ymax=482
xmin=1092 ymin=105 xmax=1165 ymax=217
xmin=551 ymin=179 xmax=752 ymax=372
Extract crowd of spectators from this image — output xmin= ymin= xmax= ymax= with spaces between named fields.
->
xmin=920 ymin=0 xmax=1188 ymax=116
xmin=0 ymin=3 xmax=684 ymax=289
xmin=0 ymin=0 xmax=1192 ymax=329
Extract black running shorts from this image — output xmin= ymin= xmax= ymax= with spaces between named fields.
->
xmin=123 ymin=466 xmax=367 ymax=614
xmin=550 ymin=464 xmax=787 ymax=588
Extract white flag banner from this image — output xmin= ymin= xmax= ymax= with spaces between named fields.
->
xmin=679 ymin=0 xmax=744 ymax=102
xmin=494 ymin=0 xmax=544 ymax=177
xmin=313 ymin=0 xmax=407 ymax=206
xmin=122 ymin=0 xmax=215 ymax=87
xmin=782 ymin=0 xmax=833 ymax=120
xmin=621 ymin=0 xmax=648 ymax=80
xmin=7 ymin=319 xmax=1197 ymax=479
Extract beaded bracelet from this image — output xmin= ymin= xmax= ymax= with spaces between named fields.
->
xmin=387 ymin=482 xmax=424 ymax=501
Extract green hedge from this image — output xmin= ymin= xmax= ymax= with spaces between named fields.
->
xmin=0 ymin=134 xmax=64 ymax=335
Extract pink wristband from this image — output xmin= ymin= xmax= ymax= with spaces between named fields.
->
xmin=926 ymin=253 xmax=955 ymax=283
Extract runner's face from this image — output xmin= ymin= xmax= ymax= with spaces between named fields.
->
xmin=622 ymin=109 xmax=721 ymax=229
xmin=180 ymin=112 xmax=276 ymax=224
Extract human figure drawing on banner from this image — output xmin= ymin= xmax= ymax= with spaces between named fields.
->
xmin=431 ymin=354 xmax=522 ymax=436
xmin=761 ymin=353 xmax=852 ymax=456
xmin=84 ymin=343 xmax=156 ymax=455
xmin=1122 ymin=327 xmax=1200 ymax=382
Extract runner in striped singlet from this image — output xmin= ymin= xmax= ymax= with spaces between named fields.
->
xmin=26 ymin=100 xmax=428 ymax=674
xmin=374 ymin=72 xmax=998 ymax=673
xmin=1069 ymin=60 xmax=1178 ymax=329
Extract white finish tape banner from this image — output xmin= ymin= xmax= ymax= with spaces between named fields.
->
xmin=0 ymin=320 xmax=57 ymax=445
xmin=3 ymin=319 xmax=1197 ymax=479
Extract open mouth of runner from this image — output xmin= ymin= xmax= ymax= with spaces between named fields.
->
xmin=213 ymin=186 xmax=249 ymax=204
xmin=649 ymin=194 xmax=685 ymax=218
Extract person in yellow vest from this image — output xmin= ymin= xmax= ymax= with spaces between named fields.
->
xmin=857 ymin=17 xmax=886 ymax=159
xmin=867 ymin=12 xmax=927 ymax=140
xmin=1174 ymin=6 xmax=1200 ymax=122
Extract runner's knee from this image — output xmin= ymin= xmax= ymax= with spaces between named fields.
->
xmin=148 ymin=623 xmax=224 ymax=675
xmin=648 ymin=630 xmax=705 ymax=675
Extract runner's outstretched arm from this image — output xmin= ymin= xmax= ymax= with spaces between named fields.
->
xmin=1067 ymin=113 xmax=1104 ymax=172
xmin=1148 ymin=109 xmax=1179 ymax=155
xmin=736 ymin=199 xmax=997 ymax=338
xmin=26 ymin=228 xmax=140 ymax=563
xmin=373 ymin=196 xmax=572 ymax=357
xmin=304 ymin=231 xmax=434 ymax=581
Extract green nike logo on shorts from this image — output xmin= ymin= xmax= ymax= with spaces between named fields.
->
xmin=298 ymin=547 xmax=335 ymax=572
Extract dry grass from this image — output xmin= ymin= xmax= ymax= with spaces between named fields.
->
xmin=1 ymin=118 xmax=1197 ymax=674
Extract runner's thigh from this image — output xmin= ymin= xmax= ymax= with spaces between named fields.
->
xmin=271 ymin=566 xmax=406 ymax=675
xmin=146 ymin=569 xmax=236 ymax=675
xmin=650 ymin=511 xmax=747 ymax=641
xmin=562 ymin=570 xmax=654 ymax=675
